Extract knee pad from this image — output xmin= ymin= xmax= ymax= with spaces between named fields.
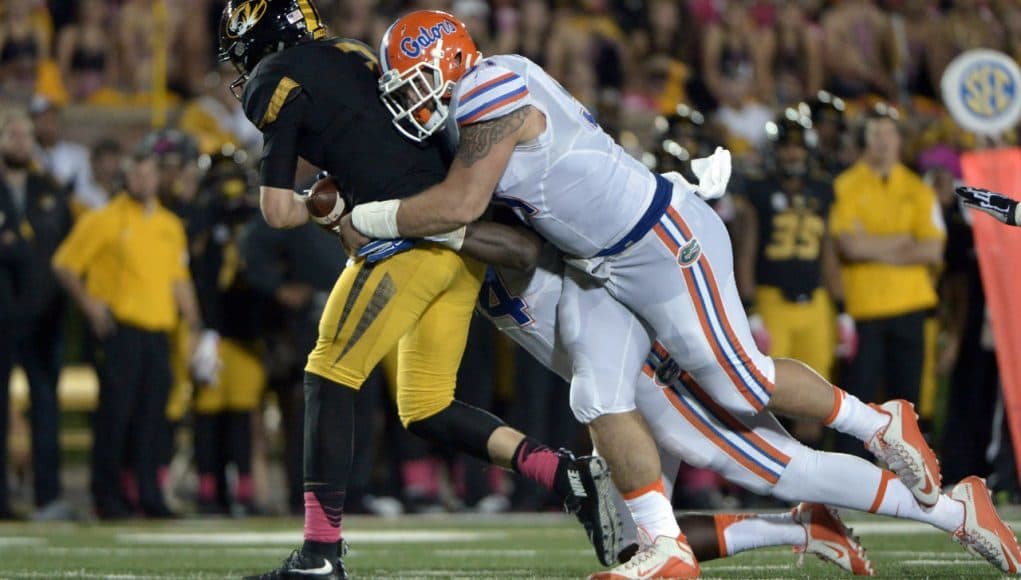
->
xmin=569 ymin=373 xmax=637 ymax=424
xmin=406 ymin=400 xmax=505 ymax=462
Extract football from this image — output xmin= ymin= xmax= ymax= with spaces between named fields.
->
xmin=306 ymin=174 xmax=348 ymax=232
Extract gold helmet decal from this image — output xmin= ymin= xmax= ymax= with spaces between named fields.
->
xmin=226 ymin=0 xmax=268 ymax=39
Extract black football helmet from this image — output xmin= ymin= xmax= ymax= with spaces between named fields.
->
xmin=218 ymin=0 xmax=326 ymax=98
xmin=765 ymin=109 xmax=817 ymax=178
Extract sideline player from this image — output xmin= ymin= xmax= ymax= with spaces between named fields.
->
xmin=475 ymin=228 xmax=1019 ymax=577
xmin=347 ymin=10 xmax=942 ymax=576
xmin=218 ymin=2 xmax=620 ymax=578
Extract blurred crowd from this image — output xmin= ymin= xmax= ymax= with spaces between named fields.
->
xmin=0 ymin=0 xmax=1019 ymax=520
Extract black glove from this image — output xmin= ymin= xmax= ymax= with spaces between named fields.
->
xmin=956 ymin=185 xmax=1020 ymax=226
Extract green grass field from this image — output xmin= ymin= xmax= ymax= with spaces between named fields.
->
xmin=0 ymin=512 xmax=1014 ymax=579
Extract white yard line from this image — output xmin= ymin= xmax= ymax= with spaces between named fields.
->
xmin=117 ymin=529 xmax=506 ymax=545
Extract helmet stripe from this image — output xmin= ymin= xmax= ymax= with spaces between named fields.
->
xmin=380 ymin=21 xmax=397 ymax=72
xmin=295 ymin=0 xmax=323 ymax=38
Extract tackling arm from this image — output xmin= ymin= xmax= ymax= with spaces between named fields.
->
xmin=460 ymin=221 xmax=543 ymax=272
xmin=351 ymin=107 xmax=534 ymax=239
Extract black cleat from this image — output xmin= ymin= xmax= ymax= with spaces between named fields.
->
xmin=243 ymin=549 xmax=348 ymax=580
xmin=562 ymin=454 xmax=623 ymax=567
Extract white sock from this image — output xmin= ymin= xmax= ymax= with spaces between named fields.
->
xmin=716 ymin=512 xmax=806 ymax=556
xmin=624 ymin=478 xmax=681 ymax=542
xmin=824 ymin=387 xmax=889 ymax=443
xmin=871 ymin=475 xmax=965 ymax=533
xmin=773 ymin=448 xmax=964 ymax=533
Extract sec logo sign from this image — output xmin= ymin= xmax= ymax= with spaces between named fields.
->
xmin=941 ymin=49 xmax=1021 ymax=136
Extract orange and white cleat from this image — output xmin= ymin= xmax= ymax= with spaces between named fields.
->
xmin=588 ymin=534 xmax=700 ymax=579
xmin=866 ymin=400 xmax=941 ymax=507
xmin=791 ymin=503 xmax=874 ymax=576
xmin=950 ymin=476 xmax=1021 ymax=573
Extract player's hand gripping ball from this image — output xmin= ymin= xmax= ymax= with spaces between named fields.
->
xmin=305 ymin=174 xmax=349 ymax=235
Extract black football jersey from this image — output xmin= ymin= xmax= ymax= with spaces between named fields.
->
xmin=242 ymin=38 xmax=448 ymax=203
xmin=745 ymin=175 xmax=834 ymax=302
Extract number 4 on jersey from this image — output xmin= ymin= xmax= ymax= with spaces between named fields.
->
xmin=479 ymin=268 xmax=533 ymax=326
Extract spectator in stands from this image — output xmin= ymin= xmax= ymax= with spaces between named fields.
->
xmin=55 ymin=0 xmax=115 ymax=103
xmin=70 ymin=137 xmax=121 ymax=217
xmin=178 ymin=65 xmax=261 ymax=156
xmin=494 ymin=0 xmax=553 ymax=67
xmin=701 ymin=0 xmax=774 ymax=108
xmin=0 ymin=110 xmax=33 ymax=520
xmin=701 ymin=1 xmax=773 ymax=153
xmin=52 ymin=136 xmax=204 ymax=519
xmin=0 ymin=108 xmax=73 ymax=520
xmin=821 ymin=0 xmax=896 ymax=99
xmin=929 ymin=0 xmax=1005 ymax=94
xmin=768 ymin=1 xmax=824 ymax=106
xmin=830 ymin=108 xmax=945 ymax=454
xmin=0 ymin=1 xmax=51 ymax=103
xmin=30 ymin=96 xmax=92 ymax=204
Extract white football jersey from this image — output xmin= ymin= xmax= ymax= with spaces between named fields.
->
xmin=449 ymin=55 xmax=657 ymax=259
xmin=476 ymin=245 xmax=571 ymax=379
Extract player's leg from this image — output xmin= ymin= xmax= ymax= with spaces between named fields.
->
xmin=193 ymin=366 xmax=227 ymax=513
xmin=247 ymin=247 xmax=478 ymax=579
xmin=642 ymin=364 xmax=1020 ymax=572
xmin=396 ymin=256 xmax=623 ymax=566
xmin=605 ymin=190 xmax=938 ymax=506
xmin=222 ymin=339 xmax=266 ymax=512
xmin=560 ymin=270 xmax=698 ymax=579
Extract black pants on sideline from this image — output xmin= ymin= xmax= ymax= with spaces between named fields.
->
xmin=0 ymin=331 xmax=13 ymax=512
xmin=19 ymin=302 xmax=64 ymax=506
xmin=90 ymin=324 xmax=172 ymax=513
xmin=838 ymin=309 xmax=926 ymax=455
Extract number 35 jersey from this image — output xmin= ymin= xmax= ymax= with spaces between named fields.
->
xmin=744 ymin=175 xmax=834 ymax=302
xmin=448 ymin=55 xmax=657 ymax=259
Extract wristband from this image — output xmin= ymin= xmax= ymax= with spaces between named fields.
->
xmin=352 ymin=200 xmax=401 ymax=239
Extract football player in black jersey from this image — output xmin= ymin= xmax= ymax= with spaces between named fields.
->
xmin=219 ymin=1 xmax=620 ymax=578
xmin=733 ymin=112 xmax=855 ymax=444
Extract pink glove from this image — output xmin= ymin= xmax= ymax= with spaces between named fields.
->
xmin=836 ymin=312 xmax=858 ymax=360
xmin=748 ymin=313 xmax=771 ymax=355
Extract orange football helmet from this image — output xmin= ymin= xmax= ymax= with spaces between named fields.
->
xmin=378 ymin=10 xmax=481 ymax=142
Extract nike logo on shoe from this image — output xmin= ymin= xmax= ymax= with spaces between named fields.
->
xmin=919 ymin=478 xmax=934 ymax=496
xmin=568 ymin=470 xmax=588 ymax=498
xmin=294 ymin=560 xmax=333 ymax=575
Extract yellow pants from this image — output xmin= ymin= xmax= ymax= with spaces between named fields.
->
xmin=919 ymin=316 xmax=939 ymax=420
xmin=194 ymin=339 xmax=267 ymax=413
xmin=755 ymin=286 xmax=836 ymax=381
xmin=166 ymin=322 xmax=192 ymax=422
xmin=305 ymin=245 xmax=484 ymax=426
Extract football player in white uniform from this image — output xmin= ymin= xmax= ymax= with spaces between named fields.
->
xmin=475 ymin=229 xmax=1018 ymax=577
xmin=344 ymin=10 xmax=961 ymax=578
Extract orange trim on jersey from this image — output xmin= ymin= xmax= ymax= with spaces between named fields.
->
xmin=622 ymin=477 xmax=666 ymax=501
xmin=652 ymin=341 xmax=669 ymax=360
xmin=459 ymin=72 xmax=517 ymax=103
xmin=868 ymin=470 xmax=897 ymax=513
xmin=666 ymin=206 xmax=775 ymax=402
xmin=642 ymin=362 xmax=655 ymax=378
xmin=824 ymin=387 xmax=846 ymax=426
xmin=662 ymin=387 xmax=779 ymax=484
xmin=680 ymin=373 xmax=792 ymax=467
xmin=457 ymin=89 xmax=529 ymax=125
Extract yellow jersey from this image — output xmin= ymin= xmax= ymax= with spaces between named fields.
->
xmin=830 ymin=161 xmax=945 ymax=320
xmin=53 ymin=194 xmax=189 ymax=331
